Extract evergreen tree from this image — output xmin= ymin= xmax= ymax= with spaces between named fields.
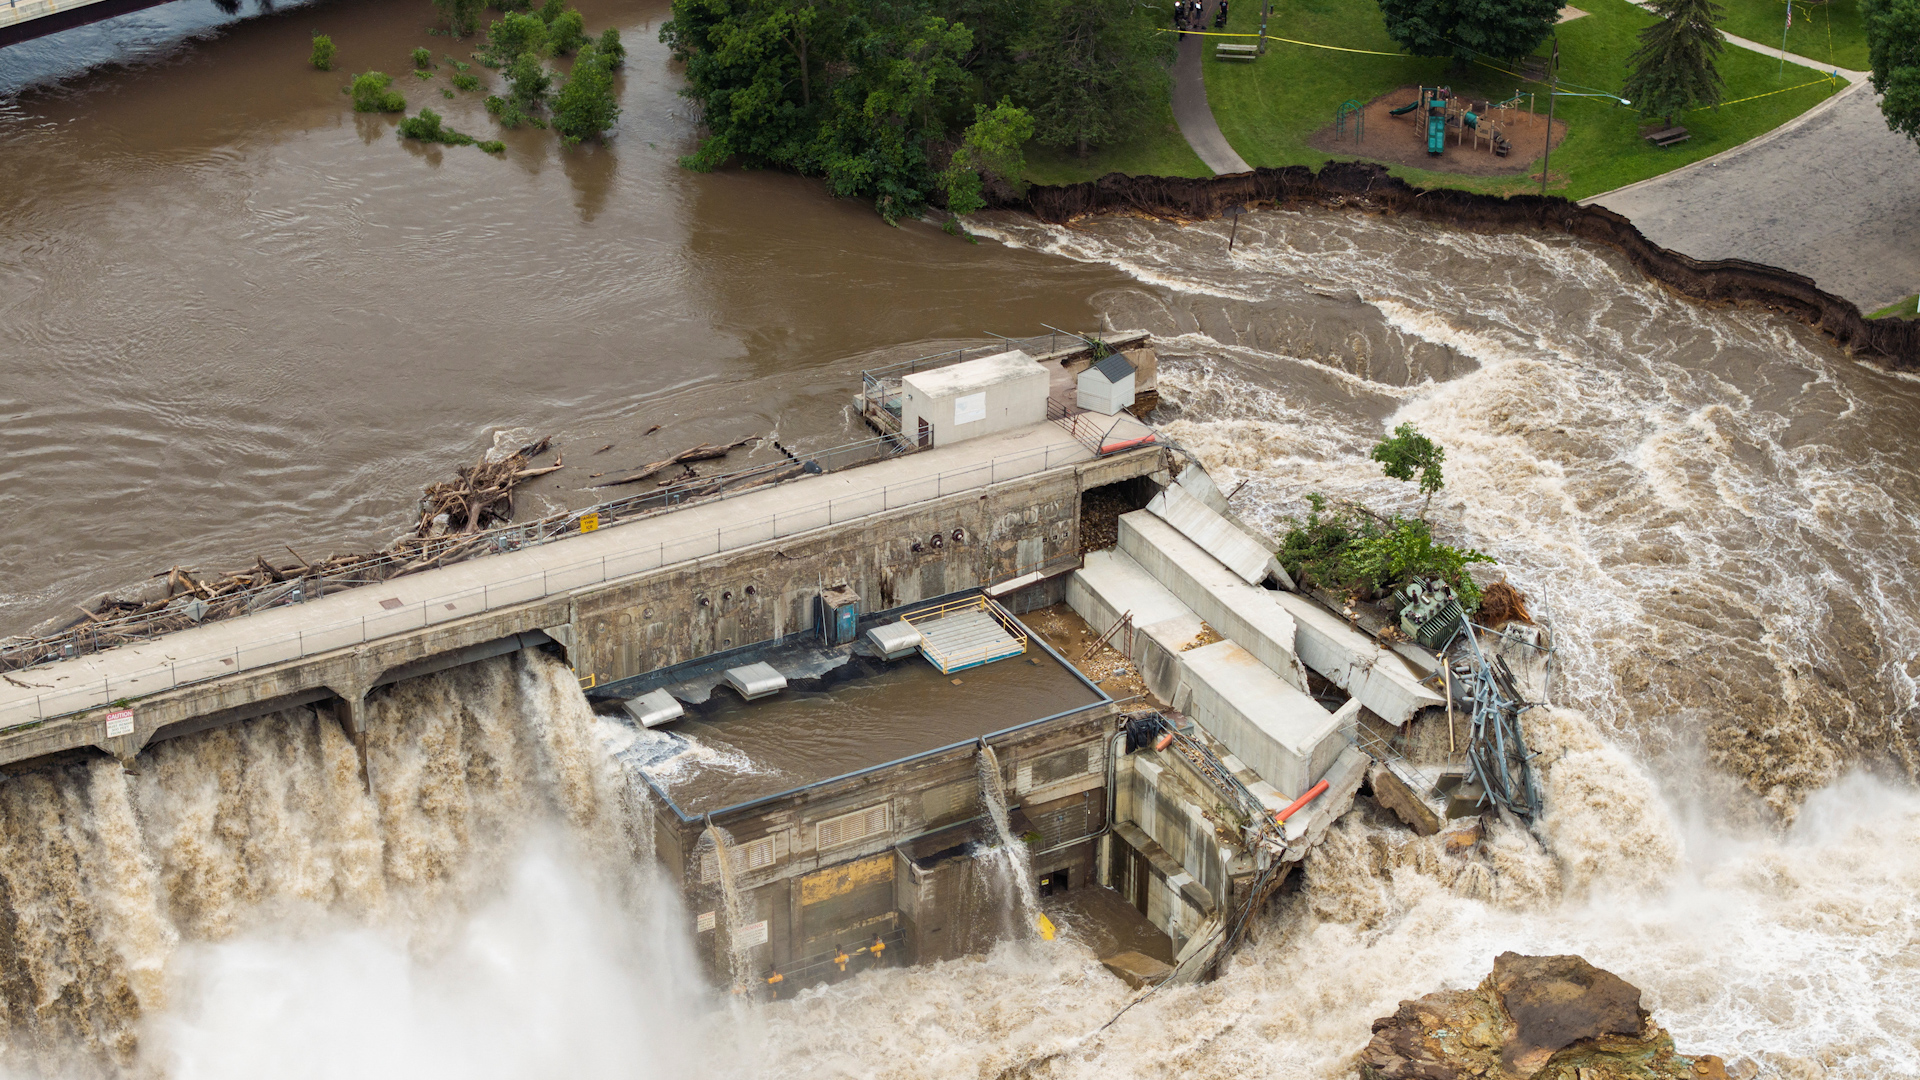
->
xmin=1011 ymin=0 xmax=1169 ymax=158
xmin=1863 ymin=0 xmax=1920 ymax=148
xmin=1620 ymin=0 xmax=1725 ymax=126
xmin=1376 ymin=0 xmax=1560 ymax=64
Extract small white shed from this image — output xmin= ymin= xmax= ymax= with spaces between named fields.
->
xmin=1076 ymin=353 xmax=1136 ymax=415
xmin=899 ymin=350 xmax=1049 ymax=448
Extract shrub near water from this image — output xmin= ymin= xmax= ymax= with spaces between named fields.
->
xmin=551 ymin=45 xmax=619 ymax=144
xmin=350 ymin=71 xmax=406 ymax=112
xmin=596 ymin=26 xmax=624 ymax=67
xmin=545 ymin=9 xmax=587 ymax=55
xmin=398 ymin=108 xmax=477 ymax=145
xmin=310 ymin=34 xmax=335 ymax=70
xmin=412 ymin=46 xmax=433 ymax=69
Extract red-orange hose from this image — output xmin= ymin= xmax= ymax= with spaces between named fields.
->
xmin=1273 ymin=779 xmax=1330 ymax=823
xmin=1152 ymin=731 xmax=1175 ymax=751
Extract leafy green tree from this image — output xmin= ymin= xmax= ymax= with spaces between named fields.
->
xmin=553 ymin=46 xmax=622 ymax=143
xmin=1376 ymin=0 xmax=1560 ymax=63
xmin=597 ymin=26 xmax=627 ymax=67
xmin=485 ymin=11 xmax=548 ymax=62
xmin=350 ymin=71 xmax=406 ymax=112
xmin=537 ymin=0 xmax=564 ymax=20
xmin=310 ymin=34 xmax=335 ymax=70
xmin=941 ymin=99 xmax=1033 ymax=216
xmin=434 ymin=0 xmax=484 ymax=36
xmin=1012 ymin=0 xmax=1169 ymax=158
xmin=1371 ymin=422 xmax=1446 ymax=507
xmin=546 ymin=9 xmax=587 ymax=54
xmin=505 ymin=50 xmax=552 ymax=108
xmin=809 ymin=14 xmax=974 ymax=218
xmin=1620 ymin=0 xmax=1725 ymax=126
xmin=1863 ymin=0 xmax=1920 ymax=148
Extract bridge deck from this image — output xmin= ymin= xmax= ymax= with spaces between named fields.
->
xmin=0 ymin=421 xmax=1106 ymax=734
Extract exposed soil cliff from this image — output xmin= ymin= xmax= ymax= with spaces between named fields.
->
xmin=993 ymin=163 xmax=1920 ymax=373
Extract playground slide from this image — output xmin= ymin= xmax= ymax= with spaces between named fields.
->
xmin=1426 ymin=114 xmax=1445 ymax=154
xmin=1388 ymin=101 xmax=1418 ymax=116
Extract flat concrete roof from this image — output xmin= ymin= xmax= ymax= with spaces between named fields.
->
xmin=901 ymin=350 xmax=1045 ymax=396
xmin=0 ymin=420 xmax=1111 ymax=731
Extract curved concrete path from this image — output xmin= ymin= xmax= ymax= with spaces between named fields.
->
xmin=1171 ymin=3 xmax=1251 ymax=175
xmin=1591 ymin=81 xmax=1920 ymax=310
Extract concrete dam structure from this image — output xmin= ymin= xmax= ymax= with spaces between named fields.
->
xmin=0 ymin=335 xmax=1461 ymax=998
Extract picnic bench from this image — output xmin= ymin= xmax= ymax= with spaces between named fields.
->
xmin=1214 ymin=42 xmax=1258 ymax=61
xmin=1643 ymin=125 xmax=1690 ymax=147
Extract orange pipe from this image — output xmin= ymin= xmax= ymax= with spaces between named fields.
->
xmin=1273 ymin=779 xmax=1330 ymax=823
xmin=1152 ymin=730 xmax=1175 ymax=751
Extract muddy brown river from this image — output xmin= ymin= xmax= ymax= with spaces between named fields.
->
xmin=5 ymin=2 xmax=1920 ymax=1077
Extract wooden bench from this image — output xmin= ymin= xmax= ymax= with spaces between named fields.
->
xmin=1215 ymin=42 xmax=1258 ymax=61
xmin=1644 ymin=126 xmax=1690 ymax=147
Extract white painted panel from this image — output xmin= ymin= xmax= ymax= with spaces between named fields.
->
xmin=953 ymin=392 xmax=987 ymax=425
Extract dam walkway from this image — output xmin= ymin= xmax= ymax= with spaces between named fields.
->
xmin=0 ymin=420 xmax=1134 ymax=760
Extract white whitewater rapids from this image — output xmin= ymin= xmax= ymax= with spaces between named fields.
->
xmin=2 ymin=208 xmax=1919 ymax=1078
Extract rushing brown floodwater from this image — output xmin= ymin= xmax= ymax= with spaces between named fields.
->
xmin=4 ymin=0 xmax=1920 ymax=1077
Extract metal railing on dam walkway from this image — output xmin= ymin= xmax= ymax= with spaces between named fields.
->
xmin=0 ymin=422 xmax=1164 ymax=762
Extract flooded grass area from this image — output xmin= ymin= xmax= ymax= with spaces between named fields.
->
xmin=617 ymin=643 xmax=1103 ymax=816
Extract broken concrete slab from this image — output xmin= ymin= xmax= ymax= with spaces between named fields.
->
xmin=1272 ymin=591 xmax=1442 ymax=727
xmin=1102 ymin=950 xmax=1174 ymax=989
xmin=1369 ymin=761 xmax=1441 ymax=836
xmin=1176 ymin=640 xmax=1341 ymax=798
xmin=1145 ymin=482 xmax=1273 ymax=586
xmin=1119 ymin=511 xmax=1308 ymax=691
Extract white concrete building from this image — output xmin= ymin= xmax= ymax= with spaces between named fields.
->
xmin=899 ymin=350 xmax=1049 ymax=449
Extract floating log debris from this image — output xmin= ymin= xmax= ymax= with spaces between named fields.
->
xmin=591 ymin=436 xmax=759 ymax=488
xmin=416 ymin=436 xmax=557 ymax=536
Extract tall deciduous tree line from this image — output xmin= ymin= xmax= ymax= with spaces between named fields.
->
xmin=661 ymin=0 xmax=1171 ymax=219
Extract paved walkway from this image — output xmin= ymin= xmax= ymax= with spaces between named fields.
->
xmin=1171 ymin=4 xmax=1251 ymax=175
xmin=0 ymin=422 xmax=1102 ymax=729
xmin=1591 ymin=81 xmax=1920 ymax=310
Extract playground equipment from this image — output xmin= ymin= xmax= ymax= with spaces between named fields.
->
xmin=1334 ymin=99 xmax=1364 ymax=145
xmin=1390 ymin=86 xmax=1512 ymax=158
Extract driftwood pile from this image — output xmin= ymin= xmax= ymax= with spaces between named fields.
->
xmin=2 ymin=431 xmax=785 ymax=673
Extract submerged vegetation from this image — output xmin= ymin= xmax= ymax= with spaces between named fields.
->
xmin=398 ymin=107 xmax=479 ymax=145
xmin=1280 ymin=426 xmax=1497 ymax=611
xmin=310 ymin=34 xmax=335 ymax=71
xmin=350 ymin=71 xmax=407 ymax=112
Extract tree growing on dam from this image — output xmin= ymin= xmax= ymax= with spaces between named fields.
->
xmin=1863 ymin=0 xmax=1920 ymax=149
xmin=1621 ymin=0 xmax=1726 ymax=128
xmin=1375 ymin=0 xmax=1561 ymax=63
xmin=1011 ymin=0 xmax=1169 ymax=159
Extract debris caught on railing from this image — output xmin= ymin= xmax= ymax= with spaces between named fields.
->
xmin=590 ymin=437 xmax=761 ymax=487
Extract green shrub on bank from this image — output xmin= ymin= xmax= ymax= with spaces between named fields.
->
xmin=350 ymin=71 xmax=406 ymax=112
xmin=310 ymin=34 xmax=335 ymax=70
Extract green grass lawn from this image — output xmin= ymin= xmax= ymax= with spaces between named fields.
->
xmin=1024 ymin=97 xmax=1213 ymax=185
xmin=1870 ymin=294 xmax=1919 ymax=318
xmin=1200 ymin=0 xmax=1842 ymax=199
xmin=1715 ymin=0 xmax=1868 ymax=72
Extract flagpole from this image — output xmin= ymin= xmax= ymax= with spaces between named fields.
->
xmin=1779 ymin=0 xmax=1790 ymax=79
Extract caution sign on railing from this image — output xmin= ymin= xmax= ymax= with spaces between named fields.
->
xmin=580 ymin=512 xmax=600 ymax=533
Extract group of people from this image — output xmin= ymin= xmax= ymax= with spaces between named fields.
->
xmin=1171 ymin=0 xmax=1228 ymax=30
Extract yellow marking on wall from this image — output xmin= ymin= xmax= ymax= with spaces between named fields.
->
xmin=800 ymin=853 xmax=893 ymax=906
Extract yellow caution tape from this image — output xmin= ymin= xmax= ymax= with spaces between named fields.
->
xmin=1161 ymin=28 xmax=1406 ymax=56
xmin=1709 ymin=77 xmax=1842 ymax=108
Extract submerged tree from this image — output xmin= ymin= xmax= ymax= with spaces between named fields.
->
xmin=1012 ymin=0 xmax=1168 ymax=158
xmin=350 ymin=71 xmax=407 ymax=112
xmin=552 ymin=45 xmax=622 ymax=143
xmin=309 ymin=34 xmax=335 ymax=70
xmin=1863 ymin=0 xmax=1920 ymax=148
xmin=433 ymin=0 xmax=485 ymax=36
xmin=1621 ymin=0 xmax=1726 ymax=126
xmin=1375 ymin=0 xmax=1561 ymax=64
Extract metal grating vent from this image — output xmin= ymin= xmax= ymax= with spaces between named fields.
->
xmin=1032 ymin=746 xmax=1097 ymax=788
xmin=817 ymin=804 xmax=890 ymax=850
xmin=700 ymin=834 xmax=778 ymax=882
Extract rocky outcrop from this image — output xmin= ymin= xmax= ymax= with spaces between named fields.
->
xmin=1357 ymin=952 xmax=1733 ymax=1080
xmin=993 ymin=163 xmax=1920 ymax=374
